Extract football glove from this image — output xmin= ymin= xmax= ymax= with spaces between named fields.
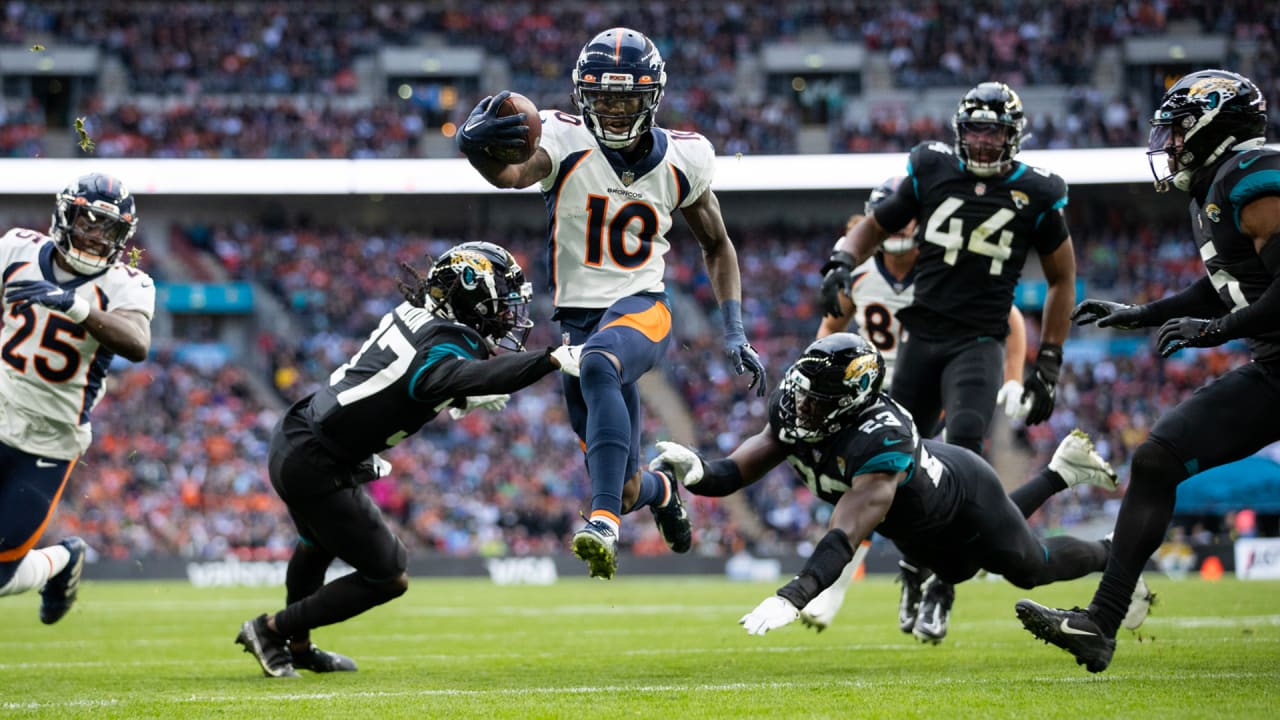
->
xmin=995 ymin=379 xmax=1030 ymax=421
xmin=550 ymin=344 xmax=583 ymax=377
xmin=1020 ymin=344 xmax=1062 ymax=426
xmin=739 ymin=595 xmax=799 ymax=636
xmin=722 ymin=299 xmax=766 ymax=396
xmin=5 ymin=279 xmax=90 ymax=321
xmin=649 ymin=441 xmax=704 ymax=488
xmin=448 ymin=394 xmax=510 ymax=419
xmin=1156 ymin=316 xmax=1221 ymax=358
xmin=456 ymin=90 xmax=529 ymax=160
xmin=819 ymin=251 xmax=856 ymax=318
xmin=1071 ymin=299 xmax=1150 ymax=330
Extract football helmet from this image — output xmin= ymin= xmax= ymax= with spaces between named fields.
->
xmin=427 ymin=241 xmax=534 ymax=350
xmin=865 ymin=175 xmax=915 ymax=255
xmin=50 ymin=173 xmax=138 ymax=275
xmin=779 ymin=333 xmax=885 ymax=442
xmin=1147 ymin=69 xmax=1268 ymax=192
xmin=572 ymin=28 xmax=666 ymax=150
xmin=952 ymin=82 xmax=1026 ymax=178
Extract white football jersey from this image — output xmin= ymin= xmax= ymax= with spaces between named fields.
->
xmin=846 ymin=255 xmax=914 ymax=383
xmin=537 ymin=111 xmax=715 ymax=308
xmin=0 ymin=227 xmax=155 ymax=459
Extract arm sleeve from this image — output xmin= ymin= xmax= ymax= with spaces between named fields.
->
xmin=1206 ymin=275 xmax=1280 ymax=340
xmin=1032 ymin=174 xmax=1070 ymax=254
xmin=1143 ymin=276 xmax=1230 ymax=323
xmin=872 ymin=146 xmax=926 ymax=232
xmin=410 ymin=346 xmax=556 ymax=402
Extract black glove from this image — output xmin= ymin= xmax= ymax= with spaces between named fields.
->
xmin=1020 ymin=343 xmax=1062 ymax=426
xmin=456 ymin=90 xmax=528 ymax=160
xmin=1070 ymin=299 xmax=1150 ymax=330
xmin=819 ymin=251 xmax=856 ymax=318
xmin=722 ymin=299 xmax=767 ymax=396
xmin=1156 ymin=316 xmax=1223 ymax=358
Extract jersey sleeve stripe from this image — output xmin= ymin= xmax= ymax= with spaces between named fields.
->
xmin=407 ymin=343 xmax=475 ymax=400
xmin=1007 ymin=164 xmax=1028 ymax=182
xmin=1229 ymin=169 xmax=1280 ymax=231
xmin=853 ymin=450 xmax=914 ymax=478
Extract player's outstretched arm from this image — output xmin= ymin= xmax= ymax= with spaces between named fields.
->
xmin=456 ymin=92 xmax=551 ymax=189
xmin=5 ymin=280 xmax=151 ymax=361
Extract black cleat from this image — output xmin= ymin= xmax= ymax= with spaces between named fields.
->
xmin=650 ymin=469 xmax=692 ymax=554
xmin=913 ymin=574 xmax=955 ymax=644
xmin=291 ymin=643 xmax=358 ymax=673
xmin=896 ymin=560 xmax=928 ymax=634
xmin=236 ymin=614 xmax=300 ymax=678
xmin=40 ymin=537 xmax=87 ymax=625
xmin=1015 ymin=600 xmax=1115 ymax=673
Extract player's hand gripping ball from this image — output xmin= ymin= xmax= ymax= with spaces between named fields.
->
xmin=489 ymin=93 xmax=541 ymax=165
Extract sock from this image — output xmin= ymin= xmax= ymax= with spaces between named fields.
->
xmin=579 ymin=352 xmax=630 ymax=520
xmin=285 ymin=539 xmax=334 ymax=647
xmin=1038 ymin=536 xmax=1108 ymax=584
xmin=633 ymin=469 xmax=667 ymax=512
xmin=588 ymin=512 xmax=620 ymax=536
xmin=1008 ymin=467 xmax=1068 ymax=518
xmin=0 ymin=546 xmax=66 ymax=596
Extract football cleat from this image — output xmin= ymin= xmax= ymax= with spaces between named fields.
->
xmin=572 ymin=519 xmax=618 ymax=580
xmin=291 ymin=643 xmax=358 ymax=673
xmin=1015 ymin=600 xmax=1115 ymax=673
xmin=1122 ymin=574 xmax=1156 ymax=631
xmin=39 ymin=536 xmax=87 ymax=625
xmin=650 ymin=469 xmax=692 ymax=554
xmin=896 ymin=560 xmax=928 ymax=634
xmin=236 ymin=614 xmax=300 ymax=678
xmin=1049 ymin=429 xmax=1118 ymax=490
xmin=913 ymin=574 xmax=955 ymax=644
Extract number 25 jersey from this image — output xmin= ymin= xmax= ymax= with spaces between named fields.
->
xmin=537 ymin=112 xmax=715 ymax=309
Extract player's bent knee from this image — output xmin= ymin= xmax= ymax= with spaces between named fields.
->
xmin=1130 ymin=440 xmax=1187 ymax=489
xmin=943 ymin=410 xmax=986 ymax=454
xmin=579 ymin=351 xmax=620 ymax=385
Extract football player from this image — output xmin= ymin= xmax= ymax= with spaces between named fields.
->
xmin=806 ymin=176 xmax=1032 ymax=637
xmin=1017 ymin=69 xmax=1280 ymax=673
xmin=235 ymin=243 xmax=582 ymax=678
xmin=456 ymin=27 xmax=766 ymax=579
xmin=0 ymin=173 xmax=153 ymax=625
xmin=651 ymin=334 xmax=1147 ymax=641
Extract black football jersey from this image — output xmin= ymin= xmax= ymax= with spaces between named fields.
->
xmin=880 ymin=141 xmax=1070 ymax=339
xmin=299 ymin=301 xmax=555 ymax=460
xmin=1193 ymin=147 xmax=1280 ymax=364
xmin=767 ymin=391 xmax=963 ymax=539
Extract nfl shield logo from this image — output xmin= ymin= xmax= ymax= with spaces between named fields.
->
xmin=621 ymin=170 xmax=636 ymax=186
xmin=974 ymin=182 xmax=987 ymax=196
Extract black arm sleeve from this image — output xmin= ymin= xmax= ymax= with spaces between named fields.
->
xmin=1207 ymin=276 xmax=1280 ymax=340
xmin=685 ymin=457 xmax=745 ymax=497
xmin=871 ymin=187 xmax=917 ymax=234
xmin=412 ymin=347 xmax=556 ymax=402
xmin=775 ymin=529 xmax=855 ymax=609
xmin=1142 ymin=276 xmax=1231 ymax=324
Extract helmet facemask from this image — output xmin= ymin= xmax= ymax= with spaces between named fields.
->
xmin=51 ymin=183 xmax=138 ymax=275
xmin=955 ymin=120 xmax=1022 ymax=178
xmin=574 ymin=78 xmax=664 ymax=150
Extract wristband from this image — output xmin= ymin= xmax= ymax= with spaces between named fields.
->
xmin=820 ymin=250 xmax=856 ymax=275
xmin=66 ymin=295 xmax=91 ymax=323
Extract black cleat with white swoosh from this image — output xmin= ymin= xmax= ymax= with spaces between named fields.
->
xmin=1015 ymin=600 xmax=1115 ymax=673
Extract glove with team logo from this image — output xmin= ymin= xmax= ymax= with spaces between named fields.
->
xmin=1020 ymin=343 xmax=1062 ymax=426
xmin=5 ymin=279 xmax=91 ymax=322
xmin=819 ymin=250 xmax=857 ymax=318
xmin=722 ymin=299 xmax=766 ymax=396
xmin=456 ymin=91 xmax=528 ymax=160
xmin=448 ymin=394 xmax=510 ymax=419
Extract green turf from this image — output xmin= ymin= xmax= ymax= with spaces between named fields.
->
xmin=2 ymin=575 xmax=1277 ymax=719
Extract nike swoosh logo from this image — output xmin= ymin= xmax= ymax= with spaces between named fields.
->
xmin=35 ymin=459 xmax=58 ymax=468
xmin=1059 ymin=618 xmax=1098 ymax=636
xmin=1240 ymin=156 xmax=1260 ymax=169
xmin=883 ymin=438 xmax=903 ymax=446
xmin=463 ymin=118 xmax=484 ymax=134
xmin=462 ymin=336 xmax=480 ymax=350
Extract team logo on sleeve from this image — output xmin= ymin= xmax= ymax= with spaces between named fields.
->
xmin=1010 ymin=190 xmax=1029 ymax=209
xmin=1204 ymin=203 xmax=1221 ymax=223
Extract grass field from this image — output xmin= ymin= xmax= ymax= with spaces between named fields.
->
xmin=2 ymin=574 xmax=1277 ymax=719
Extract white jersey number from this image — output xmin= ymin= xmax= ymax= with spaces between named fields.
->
xmin=329 ymin=315 xmax=417 ymax=406
xmin=924 ymin=197 xmax=1016 ymax=275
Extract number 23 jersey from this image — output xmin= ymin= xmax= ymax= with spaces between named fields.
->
xmin=768 ymin=391 xmax=963 ymax=538
xmin=0 ymin=228 xmax=155 ymax=458
xmin=537 ymin=111 xmax=715 ymax=309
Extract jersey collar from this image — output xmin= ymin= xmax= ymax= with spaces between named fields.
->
xmin=599 ymin=128 xmax=668 ymax=185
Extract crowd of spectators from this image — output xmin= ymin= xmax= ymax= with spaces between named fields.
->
xmin=2 ymin=2 xmax=1275 ymax=157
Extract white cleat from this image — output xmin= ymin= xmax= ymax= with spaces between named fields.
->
xmin=1050 ymin=429 xmax=1118 ymax=490
xmin=1122 ymin=574 xmax=1156 ymax=631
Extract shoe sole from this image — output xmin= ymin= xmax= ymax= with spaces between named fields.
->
xmin=235 ymin=621 xmax=300 ymax=678
xmin=1015 ymin=602 xmax=1111 ymax=673
xmin=571 ymin=534 xmax=617 ymax=580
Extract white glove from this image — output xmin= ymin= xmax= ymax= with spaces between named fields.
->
xmin=370 ymin=453 xmax=392 ymax=478
xmin=995 ymin=379 xmax=1030 ymax=421
xmin=739 ymin=595 xmax=799 ymax=636
xmin=551 ymin=344 xmax=584 ymax=377
xmin=649 ymin=440 xmax=704 ymax=488
xmin=448 ymin=393 xmax=510 ymax=420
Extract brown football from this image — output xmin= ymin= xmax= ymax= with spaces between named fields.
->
xmin=489 ymin=92 xmax=541 ymax=165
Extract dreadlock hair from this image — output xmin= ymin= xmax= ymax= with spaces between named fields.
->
xmin=398 ymin=259 xmax=431 ymax=307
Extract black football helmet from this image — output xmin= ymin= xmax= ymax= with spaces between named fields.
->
xmin=778 ymin=333 xmax=885 ymax=442
xmin=572 ymin=28 xmax=666 ymax=150
xmin=50 ymin=172 xmax=138 ymax=275
xmin=865 ymin=175 xmax=915 ymax=255
xmin=952 ymin=82 xmax=1026 ymax=178
xmin=427 ymin=241 xmax=534 ymax=350
xmin=1147 ymin=69 xmax=1268 ymax=192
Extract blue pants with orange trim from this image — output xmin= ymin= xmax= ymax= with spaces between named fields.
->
xmin=0 ymin=442 xmax=74 ymax=586
xmin=557 ymin=292 xmax=673 ymax=523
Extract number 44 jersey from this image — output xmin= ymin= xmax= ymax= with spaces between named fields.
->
xmin=536 ymin=110 xmax=715 ymax=309
xmin=0 ymin=227 xmax=155 ymax=459
xmin=767 ymin=389 xmax=964 ymax=538
xmin=887 ymin=141 xmax=1070 ymax=339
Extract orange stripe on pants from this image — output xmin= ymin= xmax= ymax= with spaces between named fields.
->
xmin=0 ymin=458 xmax=77 ymax=562
xmin=601 ymin=302 xmax=671 ymax=342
